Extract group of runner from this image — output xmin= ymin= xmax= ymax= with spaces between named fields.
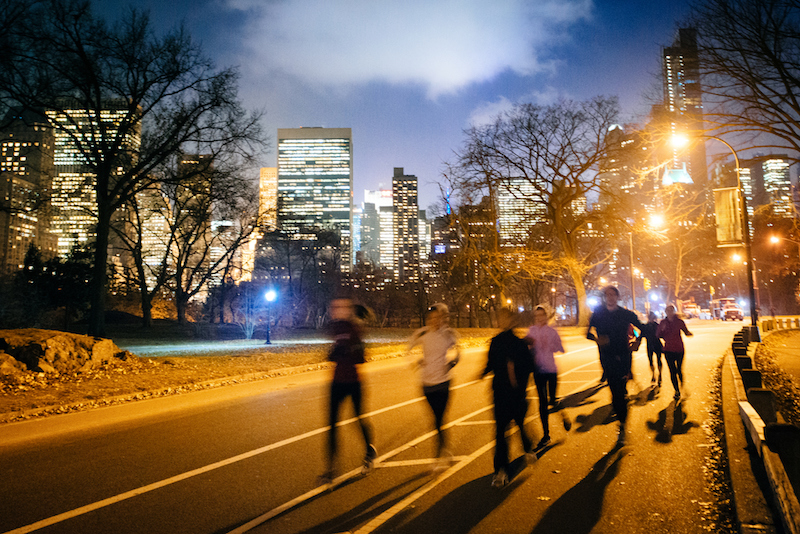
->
xmin=319 ymin=286 xmax=692 ymax=488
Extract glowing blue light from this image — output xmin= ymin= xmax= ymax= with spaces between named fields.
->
xmin=265 ymin=289 xmax=277 ymax=302
xmin=649 ymin=292 xmax=659 ymax=302
xmin=587 ymin=296 xmax=600 ymax=308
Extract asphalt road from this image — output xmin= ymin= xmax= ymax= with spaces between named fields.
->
xmin=0 ymin=320 xmax=743 ymax=534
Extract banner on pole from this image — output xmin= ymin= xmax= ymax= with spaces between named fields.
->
xmin=714 ymin=187 xmax=743 ymax=247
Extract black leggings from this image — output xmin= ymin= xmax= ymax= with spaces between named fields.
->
xmin=328 ymin=381 xmax=373 ymax=466
xmin=534 ymin=373 xmax=558 ymax=438
xmin=664 ymin=351 xmax=685 ymax=393
xmin=423 ymin=381 xmax=450 ymax=456
xmin=494 ymin=394 xmax=532 ymax=472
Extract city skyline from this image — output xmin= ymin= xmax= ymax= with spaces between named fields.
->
xmin=96 ymin=0 xmax=707 ymax=208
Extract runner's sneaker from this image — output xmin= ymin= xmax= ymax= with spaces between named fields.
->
xmin=491 ymin=469 xmax=508 ymax=488
xmin=362 ymin=444 xmax=378 ymax=474
xmin=674 ymin=391 xmax=681 ymax=401
xmin=525 ymin=449 xmax=539 ymax=464
xmin=537 ymin=436 xmax=551 ymax=449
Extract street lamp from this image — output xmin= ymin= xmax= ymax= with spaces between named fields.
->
xmin=265 ymin=289 xmax=277 ymax=345
xmin=770 ymin=234 xmax=800 ymax=260
xmin=673 ymin=134 xmax=759 ymax=335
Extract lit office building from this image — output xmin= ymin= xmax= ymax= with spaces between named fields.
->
xmin=46 ymin=100 xmax=140 ymax=256
xmin=738 ymin=155 xmax=793 ymax=218
xmin=0 ymin=109 xmax=57 ymax=272
xmin=497 ymin=178 xmax=547 ymax=246
xmin=259 ymin=167 xmax=278 ymax=232
xmin=276 ymin=127 xmax=353 ymax=270
xmin=392 ymin=168 xmax=419 ymax=283
xmin=362 ymin=188 xmax=393 ymax=268
xmin=379 ymin=205 xmax=394 ymax=269
xmin=662 ymin=28 xmax=707 ymax=188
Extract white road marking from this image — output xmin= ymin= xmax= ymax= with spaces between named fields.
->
xmin=4 ymin=341 xmax=605 ymax=534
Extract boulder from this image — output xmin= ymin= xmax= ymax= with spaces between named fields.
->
xmin=0 ymin=329 xmax=130 ymax=374
xmin=0 ymin=352 xmax=26 ymax=375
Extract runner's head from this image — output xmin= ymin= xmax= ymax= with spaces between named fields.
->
xmin=665 ymin=305 xmax=676 ymax=318
xmin=497 ymin=307 xmax=516 ymax=330
xmin=534 ymin=306 xmax=548 ymax=326
xmin=427 ymin=303 xmax=449 ymax=328
xmin=602 ymin=286 xmax=620 ymax=310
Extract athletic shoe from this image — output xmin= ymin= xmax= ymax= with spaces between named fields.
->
xmin=433 ymin=449 xmax=453 ymax=472
xmin=525 ymin=450 xmax=539 ymax=464
xmin=491 ymin=469 xmax=508 ymax=488
xmin=537 ymin=436 xmax=551 ymax=449
xmin=674 ymin=391 xmax=681 ymax=401
xmin=562 ymin=411 xmax=572 ymax=431
xmin=362 ymin=444 xmax=378 ymax=474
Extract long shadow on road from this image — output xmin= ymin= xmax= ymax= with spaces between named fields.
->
xmin=529 ymin=444 xmax=628 ymax=534
xmin=385 ymin=456 xmax=531 ymax=534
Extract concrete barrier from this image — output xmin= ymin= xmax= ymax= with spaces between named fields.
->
xmin=728 ymin=326 xmax=800 ymax=534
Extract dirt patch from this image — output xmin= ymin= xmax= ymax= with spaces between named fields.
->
xmin=0 ymin=331 xmax=492 ymax=424
xmin=754 ymin=329 xmax=800 ymax=426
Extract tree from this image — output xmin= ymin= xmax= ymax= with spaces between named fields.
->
xmin=0 ymin=0 xmax=265 ymax=335
xmin=690 ymin=0 xmax=800 ymax=157
xmin=450 ymin=97 xmax=619 ymax=325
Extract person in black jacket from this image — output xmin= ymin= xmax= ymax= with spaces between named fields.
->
xmin=319 ymin=297 xmax=376 ymax=484
xmin=640 ymin=311 xmax=663 ymax=385
xmin=586 ymin=286 xmax=643 ymax=446
xmin=481 ymin=307 xmax=536 ymax=488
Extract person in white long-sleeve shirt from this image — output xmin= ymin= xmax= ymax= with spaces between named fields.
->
xmin=407 ymin=303 xmax=460 ymax=465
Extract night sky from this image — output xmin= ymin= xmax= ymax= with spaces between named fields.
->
xmin=98 ymin=0 xmax=695 ymax=208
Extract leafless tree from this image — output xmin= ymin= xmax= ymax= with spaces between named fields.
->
xmin=450 ymin=97 xmax=619 ymax=325
xmin=0 ymin=0 xmax=266 ymax=335
xmin=690 ymin=0 xmax=800 ymax=157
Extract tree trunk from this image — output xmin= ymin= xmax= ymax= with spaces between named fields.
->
xmin=87 ymin=199 xmax=110 ymax=337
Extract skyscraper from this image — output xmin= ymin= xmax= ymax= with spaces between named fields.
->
xmin=662 ymin=28 xmax=707 ymax=188
xmin=738 ymin=155 xmax=793 ymax=218
xmin=392 ymin=168 xmax=419 ymax=282
xmin=0 ymin=109 xmax=56 ymax=272
xmin=497 ymin=177 xmax=547 ymax=246
xmin=259 ymin=167 xmax=278 ymax=232
xmin=46 ymin=99 xmax=140 ymax=256
xmin=276 ymin=127 xmax=353 ymax=270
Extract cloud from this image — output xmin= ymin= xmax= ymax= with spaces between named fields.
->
xmin=467 ymin=87 xmax=565 ymax=126
xmin=225 ymin=0 xmax=593 ymax=98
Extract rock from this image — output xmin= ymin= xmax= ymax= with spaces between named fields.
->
xmin=0 ymin=329 xmax=125 ymax=375
xmin=0 ymin=352 xmax=26 ymax=375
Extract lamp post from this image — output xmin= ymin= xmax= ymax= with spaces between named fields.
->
xmin=265 ymin=289 xmax=277 ymax=345
xmin=629 ymin=230 xmax=636 ymax=312
xmin=675 ymin=134 xmax=758 ymax=333
xmin=770 ymin=235 xmax=800 ymax=261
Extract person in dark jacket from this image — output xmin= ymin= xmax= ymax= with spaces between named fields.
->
xmin=319 ymin=297 xmax=376 ymax=484
xmin=586 ymin=286 xmax=643 ymax=446
xmin=481 ymin=307 xmax=536 ymax=488
xmin=640 ymin=311 xmax=663 ymax=385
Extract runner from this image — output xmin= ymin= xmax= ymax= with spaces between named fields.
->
xmin=407 ymin=303 xmax=461 ymax=469
xmin=525 ymin=305 xmax=571 ymax=449
xmin=481 ymin=307 xmax=536 ymax=488
xmin=657 ymin=305 xmax=693 ymax=400
xmin=319 ymin=297 xmax=376 ymax=484
xmin=586 ymin=286 xmax=643 ymax=446
xmin=640 ymin=311 xmax=664 ymax=385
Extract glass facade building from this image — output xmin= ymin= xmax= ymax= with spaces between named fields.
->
xmin=276 ymin=128 xmax=353 ymax=270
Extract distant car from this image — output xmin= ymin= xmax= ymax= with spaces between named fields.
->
xmin=682 ymin=304 xmax=701 ymax=318
xmin=722 ymin=305 xmax=744 ymax=321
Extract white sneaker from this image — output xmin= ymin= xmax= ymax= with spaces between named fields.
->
xmin=616 ymin=425 xmax=627 ymax=446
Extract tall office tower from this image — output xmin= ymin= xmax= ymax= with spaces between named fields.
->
xmin=363 ymin=188 xmax=393 ymax=268
xmin=276 ymin=127 xmax=353 ymax=270
xmin=259 ymin=167 xmax=278 ymax=232
xmin=738 ymin=155 xmax=793 ymax=218
xmin=418 ymin=209 xmax=431 ymax=261
xmin=379 ymin=205 xmax=394 ymax=268
xmin=0 ymin=109 xmax=57 ymax=272
xmin=662 ymin=28 xmax=707 ymax=188
xmin=46 ymin=99 xmax=140 ymax=256
xmin=497 ymin=177 xmax=547 ymax=246
xmin=358 ymin=202 xmax=380 ymax=266
xmin=392 ymin=168 xmax=419 ymax=283
xmin=352 ymin=205 xmax=362 ymax=255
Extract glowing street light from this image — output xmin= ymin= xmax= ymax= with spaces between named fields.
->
xmin=672 ymin=133 xmax=758 ymax=332
xmin=769 ymin=234 xmax=800 ymax=260
xmin=265 ymin=289 xmax=277 ymax=345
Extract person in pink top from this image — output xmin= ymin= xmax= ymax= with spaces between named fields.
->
xmin=656 ymin=305 xmax=693 ymax=400
xmin=525 ymin=306 xmax=571 ymax=448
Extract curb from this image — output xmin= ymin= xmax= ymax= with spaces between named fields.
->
xmin=724 ymin=330 xmax=800 ymax=534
